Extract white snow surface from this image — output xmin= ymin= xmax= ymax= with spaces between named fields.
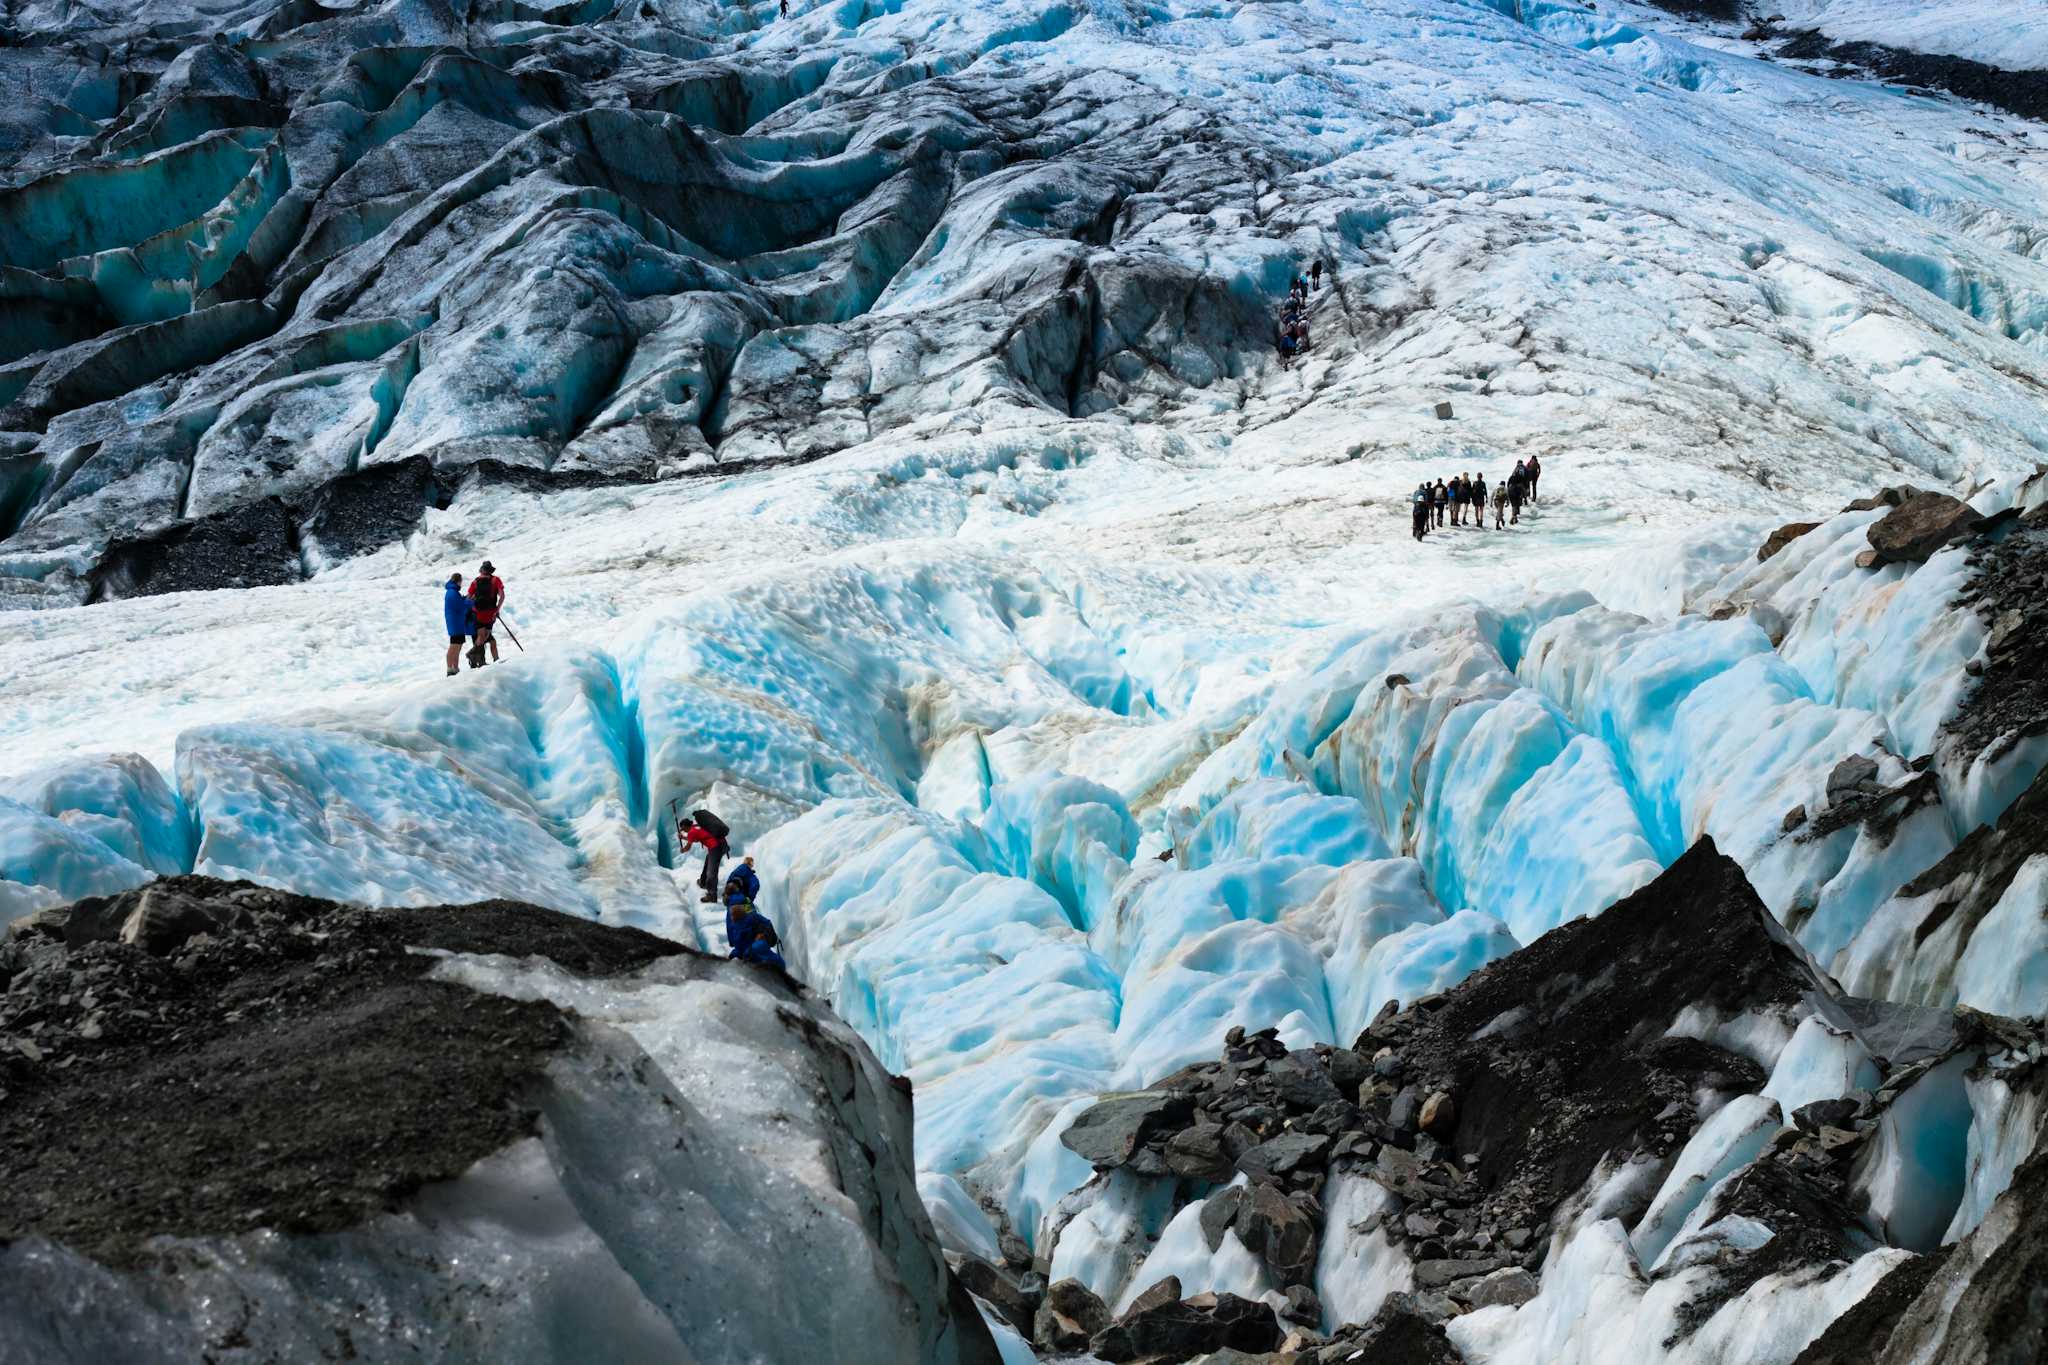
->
xmin=1768 ymin=0 xmax=2048 ymax=72
xmin=4 ymin=0 xmax=2048 ymax=1359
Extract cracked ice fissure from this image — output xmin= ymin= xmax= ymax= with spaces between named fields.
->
xmin=9 ymin=473 xmax=2048 ymax=1186
xmin=5 ymin=0 xmax=2048 ymax=1359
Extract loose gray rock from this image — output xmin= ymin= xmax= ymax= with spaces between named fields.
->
xmin=1236 ymin=1131 xmax=1331 ymax=1184
xmin=1463 ymin=1266 xmax=1540 ymax=1309
xmin=1234 ymin=1182 xmax=1319 ymax=1284
xmin=1060 ymin=1090 xmax=1197 ymax=1169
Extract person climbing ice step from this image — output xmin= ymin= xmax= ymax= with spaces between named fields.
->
xmin=679 ymin=807 xmax=731 ymax=904
xmin=724 ymin=881 xmax=786 ymax=971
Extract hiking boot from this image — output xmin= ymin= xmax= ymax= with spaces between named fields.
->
xmin=700 ymin=892 xmax=718 ymax=904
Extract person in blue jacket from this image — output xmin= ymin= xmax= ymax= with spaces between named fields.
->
xmin=724 ymin=882 xmax=785 ymax=971
xmin=443 ymin=573 xmax=476 ymax=676
xmin=724 ymin=856 xmax=760 ymax=904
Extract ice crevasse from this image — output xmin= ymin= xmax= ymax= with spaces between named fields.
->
xmin=6 ymin=477 xmax=2046 ymax=1256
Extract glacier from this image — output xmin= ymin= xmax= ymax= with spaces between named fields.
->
xmin=3 ymin=0 xmax=2048 ymax=1359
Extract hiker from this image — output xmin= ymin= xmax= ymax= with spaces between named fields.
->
xmin=1470 ymin=474 xmax=1487 ymax=529
xmin=779 ymin=0 xmax=788 ymax=14
xmin=725 ymin=855 xmax=761 ymax=905
xmin=1508 ymin=464 xmax=1527 ymax=524
xmin=1411 ymin=482 xmax=1432 ymax=541
xmin=1433 ymin=478 xmax=1449 ymax=528
xmin=678 ymin=808 xmax=731 ymax=904
xmin=1460 ymin=473 xmax=1476 ymax=526
xmin=725 ymin=887 xmax=786 ymax=970
xmin=1492 ymin=479 xmax=1509 ymax=529
xmin=1277 ymin=326 xmax=1297 ymax=368
xmin=1527 ymin=454 xmax=1542 ymax=502
xmin=1448 ymin=475 xmax=1464 ymax=527
xmin=466 ymin=561 xmax=505 ymax=668
xmin=1310 ymin=260 xmax=1323 ymax=291
xmin=1292 ymin=320 xmax=1310 ymax=353
xmin=443 ymin=574 xmax=474 ymax=676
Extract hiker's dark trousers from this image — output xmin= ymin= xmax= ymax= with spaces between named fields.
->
xmin=699 ymin=844 xmax=726 ymax=895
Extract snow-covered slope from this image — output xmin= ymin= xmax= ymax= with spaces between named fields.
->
xmin=3 ymin=0 xmax=2048 ymax=1359
xmin=1767 ymin=0 xmax=2048 ymax=73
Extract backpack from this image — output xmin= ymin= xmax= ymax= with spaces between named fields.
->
xmin=693 ymin=808 xmax=730 ymax=840
xmin=472 ymin=576 xmax=501 ymax=612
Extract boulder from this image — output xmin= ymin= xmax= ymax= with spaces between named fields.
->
xmin=1200 ymin=1186 xmax=1245 ymax=1252
xmin=1419 ymin=1090 xmax=1456 ymax=1139
xmin=1324 ymin=1048 xmax=1368 ymax=1093
xmin=1792 ymin=1097 xmax=1860 ymax=1135
xmin=1267 ymin=1051 xmax=1345 ymax=1110
xmin=1825 ymin=754 xmax=1882 ymax=804
xmin=1060 ymin=1090 xmax=1197 ymax=1169
xmin=1844 ymin=485 xmax=1917 ymax=513
xmin=956 ymin=1257 xmax=1037 ymax=1335
xmin=1462 ymin=1266 xmax=1539 ymax=1309
xmin=1414 ymin=1255 xmax=1506 ymax=1289
xmin=1035 ymin=1278 xmax=1111 ymax=1351
xmin=117 ymin=887 xmax=236 ymax=956
xmin=1166 ymin=1124 xmax=1236 ymax=1182
xmin=1758 ymin=520 xmax=1820 ymax=561
xmin=1864 ymin=490 xmax=1981 ymax=565
xmin=1308 ymin=1295 xmax=1465 ymax=1364
xmin=1233 ymin=1181 xmax=1318 ymax=1283
xmin=1236 ymin=1131 xmax=1331 ymax=1184
xmin=1126 ymin=1276 xmax=1182 ymax=1317
xmin=1089 ymin=1290 xmax=1282 ymax=1363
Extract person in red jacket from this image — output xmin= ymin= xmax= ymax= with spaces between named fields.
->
xmin=678 ymin=813 xmax=729 ymax=904
xmin=467 ymin=561 xmax=506 ymax=667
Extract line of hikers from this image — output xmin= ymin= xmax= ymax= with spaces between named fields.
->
xmin=678 ymin=806 xmax=786 ymax=970
xmin=1276 ymin=260 xmax=1324 ymax=366
xmin=441 ymin=560 xmax=510 ymax=674
xmin=1410 ymin=457 xmax=1541 ymax=540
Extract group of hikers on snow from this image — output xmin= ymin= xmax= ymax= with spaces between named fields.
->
xmin=442 ymin=561 xmax=512 ymax=674
xmin=678 ymin=807 xmax=786 ymax=970
xmin=1276 ymin=261 xmax=1323 ymax=366
xmin=433 ymin=568 xmax=780 ymax=968
xmin=1410 ymin=458 xmax=1541 ymax=540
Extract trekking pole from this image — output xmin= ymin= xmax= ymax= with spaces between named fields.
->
xmin=496 ymin=614 xmax=525 ymax=652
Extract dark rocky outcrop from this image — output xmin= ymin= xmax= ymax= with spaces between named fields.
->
xmin=1035 ymin=1277 xmax=1112 ymax=1352
xmin=1370 ymin=840 xmax=1809 ymax=1231
xmin=85 ymin=496 xmax=301 ymax=601
xmin=1944 ymin=506 xmax=2048 ymax=782
xmin=0 ymin=876 xmax=1000 ymax=1365
xmin=1090 ymin=1289 xmax=1282 ymax=1363
xmin=1775 ymin=32 xmax=2048 ymax=124
xmin=0 ymin=876 xmax=683 ymax=1260
xmin=82 ymin=454 xmax=677 ymax=601
xmin=296 ymin=454 xmax=450 ymax=569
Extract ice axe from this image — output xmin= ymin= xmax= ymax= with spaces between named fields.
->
xmin=495 ymin=613 xmax=525 ymax=652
